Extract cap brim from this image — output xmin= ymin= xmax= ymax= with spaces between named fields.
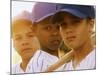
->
xmin=35 ymin=13 xmax=54 ymax=22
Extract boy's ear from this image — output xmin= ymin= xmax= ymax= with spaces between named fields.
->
xmin=88 ymin=19 xmax=95 ymax=33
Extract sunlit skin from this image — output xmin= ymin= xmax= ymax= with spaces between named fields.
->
xmin=33 ymin=16 xmax=62 ymax=57
xmin=58 ymin=12 xmax=95 ymax=68
xmin=12 ymin=19 xmax=39 ymax=71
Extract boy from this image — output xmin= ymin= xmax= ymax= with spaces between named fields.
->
xmin=46 ymin=4 xmax=96 ymax=71
xmin=12 ymin=11 xmax=40 ymax=74
xmin=27 ymin=2 xmax=67 ymax=73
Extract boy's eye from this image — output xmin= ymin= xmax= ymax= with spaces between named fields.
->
xmin=61 ymin=22 xmax=67 ymax=26
xmin=47 ymin=27 xmax=51 ymax=30
xmin=27 ymin=32 xmax=34 ymax=38
xmin=71 ymin=19 xmax=82 ymax=24
xmin=14 ymin=36 xmax=22 ymax=40
xmin=60 ymin=22 xmax=68 ymax=28
xmin=27 ymin=34 xmax=34 ymax=37
xmin=43 ymin=26 xmax=52 ymax=30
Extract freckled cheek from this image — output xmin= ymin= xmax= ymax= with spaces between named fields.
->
xmin=76 ymin=31 xmax=85 ymax=44
xmin=27 ymin=39 xmax=34 ymax=45
xmin=28 ymin=42 xmax=34 ymax=47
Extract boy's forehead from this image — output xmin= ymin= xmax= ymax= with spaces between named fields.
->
xmin=37 ymin=21 xmax=59 ymax=27
xmin=13 ymin=23 xmax=31 ymax=30
xmin=13 ymin=26 xmax=32 ymax=34
xmin=35 ymin=16 xmax=60 ymax=27
xmin=12 ymin=26 xmax=33 ymax=37
xmin=12 ymin=19 xmax=32 ymax=25
xmin=12 ymin=19 xmax=32 ymax=33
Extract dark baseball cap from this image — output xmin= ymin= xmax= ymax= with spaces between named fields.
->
xmin=56 ymin=4 xmax=95 ymax=19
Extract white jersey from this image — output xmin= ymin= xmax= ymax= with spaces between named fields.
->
xmin=63 ymin=49 xmax=96 ymax=71
xmin=12 ymin=62 xmax=30 ymax=74
xmin=27 ymin=49 xmax=60 ymax=73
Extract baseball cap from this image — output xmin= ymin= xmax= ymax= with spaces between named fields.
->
xmin=13 ymin=10 xmax=32 ymax=21
xmin=56 ymin=4 xmax=95 ymax=19
xmin=31 ymin=2 xmax=58 ymax=23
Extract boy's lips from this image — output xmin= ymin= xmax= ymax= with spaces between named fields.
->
xmin=66 ymin=36 xmax=76 ymax=42
xmin=51 ymin=40 xmax=61 ymax=45
xmin=22 ymin=48 xmax=33 ymax=52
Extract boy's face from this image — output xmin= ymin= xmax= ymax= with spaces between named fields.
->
xmin=12 ymin=20 xmax=39 ymax=59
xmin=35 ymin=17 xmax=61 ymax=51
xmin=59 ymin=13 xmax=94 ymax=50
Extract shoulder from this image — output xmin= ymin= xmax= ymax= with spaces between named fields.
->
xmin=86 ymin=48 xmax=95 ymax=61
xmin=27 ymin=50 xmax=58 ymax=72
xmin=12 ymin=63 xmax=21 ymax=74
xmin=40 ymin=50 xmax=58 ymax=62
xmin=81 ymin=49 xmax=96 ymax=69
xmin=12 ymin=63 xmax=20 ymax=69
xmin=31 ymin=49 xmax=58 ymax=60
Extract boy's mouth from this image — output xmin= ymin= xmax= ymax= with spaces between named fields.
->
xmin=66 ymin=36 xmax=76 ymax=42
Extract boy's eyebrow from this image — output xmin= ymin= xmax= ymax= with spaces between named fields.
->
xmin=13 ymin=34 xmax=21 ymax=37
xmin=37 ymin=23 xmax=53 ymax=27
xmin=26 ymin=31 xmax=34 ymax=35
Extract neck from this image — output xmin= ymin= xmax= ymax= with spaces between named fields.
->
xmin=20 ymin=58 xmax=30 ymax=71
xmin=73 ymin=39 xmax=94 ymax=68
xmin=41 ymin=47 xmax=58 ymax=57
